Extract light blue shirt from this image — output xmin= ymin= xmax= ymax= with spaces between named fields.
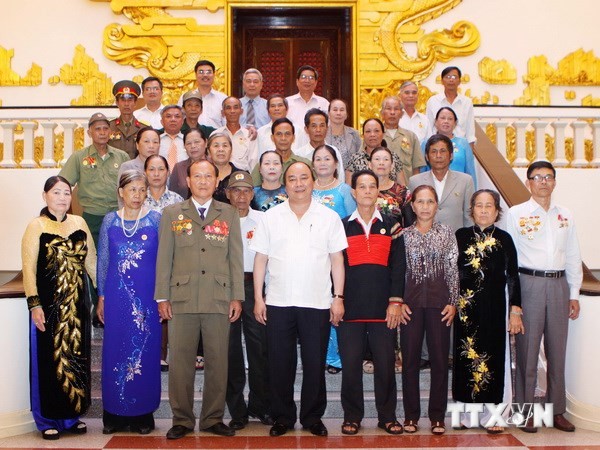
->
xmin=240 ymin=96 xmax=269 ymax=128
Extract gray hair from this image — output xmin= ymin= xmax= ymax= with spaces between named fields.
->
xmin=119 ymin=169 xmax=148 ymax=189
xmin=400 ymin=81 xmax=417 ymax=91
xmin=243 ymin=68 xmax=263 ymax=82
xmin=381 ymin=95 xmax=401 ymax=110
xmin=161 ymin=104 xmax=184 ymax=117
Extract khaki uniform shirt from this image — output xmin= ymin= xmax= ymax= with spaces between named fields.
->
xmin=109 ymin=116 xmax=144 ymax=159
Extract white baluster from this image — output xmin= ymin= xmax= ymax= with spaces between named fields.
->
xmin=493 ymin=121 xmax=508 ymax=162
xmin=551 ymin=121 xmax=569 ymax=167
xmin=20 ymin=122 xmax=37 ymax=168
xmin=40 ymin=122 xmax=58 ymax=167
xmin=0 ymin=123 xmax=18 ymax=168
xmin=531 ymin=121 xmax=549 ymax=163
xmin=590 ymin=122 xmax=600 ymax=167
xmin=513 ymin=121 xmax=530 ymax=167
xmin=60 ymin=122 xmax=77 ymax=166
xmin=571 ymin=121 xmax=588 ymax=167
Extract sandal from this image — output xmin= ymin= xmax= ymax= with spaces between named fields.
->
xmin=326 ymin=365 xmax=341 ymax=374
xmin=341 ymin=421 xmax=360 ymax=435
xmin=403 ymin=419 xmax=418 ymax=433
xmin=68 ymin=420 xmax=87 ymax=434
xmin=362 ymin=360 xmax=374 ymax=374
xmin=42 ymin=428 xmax=60 ymax=440
xmin=431 ymin=421 xmax=446 ymax=435
xmin=486 ymin=425 xmax=504 ymax=434
xmin=378 ymin=420 xmax=403 ymax=435
xmin=195 ymin=356 xmax=205 ymax=370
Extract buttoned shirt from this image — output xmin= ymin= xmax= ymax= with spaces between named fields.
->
xmin=213 ymin=125 xmax=258 ymax=172
xmin=59 ymin=144 xmax=130 ymax=215
xmin=426 ymin=93 xmax=476 ymax=143
xmin=240 ymin=209 xmax=264 ymax=272
xmin=159 ymin=132 xmax=186 ymax=163
xmin=240 ymin=96 xmax=269 ymax=128
xmin=384 ymin=127 xmax=426 ymax=182
xmin=285 ymin=92 xmax=330 ymax=133
xmin=250 ymin=199 xmax=348 ymax=309
xmin=506 ymin=198 xmax=582 ymax=299
xmin=178 ymin=88 xmax=227 ymax=129
xmin=134 ymin=105 xmax=164 ymax=129
xmin=399 ymin=110 xmax=429 ymax=144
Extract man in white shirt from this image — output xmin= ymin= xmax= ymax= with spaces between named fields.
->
xmin=159 ymin=105 xmax=186 ymax=166
xmin=134 ymin=77 xmax=164 ymax=129
xmin=213 ymin=96 xmax=258 ymax=172
xmin=179 ymin=60 xmax=227 ymax=128
xmin=398 ymin=81 xmax=429 ymax=144
xmin=251 ymin=161 xmax=347 ymax=438
xmin=425 ymin=66 xmax=476 ymax=149
xmin=239 ymin=68 xmax=269 ymax=128
xmin=257 ymin=94 xmax=298 ymax=155
xmin=506 ymin=161 xmax=582 ymax=434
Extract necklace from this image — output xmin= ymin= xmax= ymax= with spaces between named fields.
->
xmin=316 ymin=177 xmax=337 ymax=188
xmin=121 ymin=207 xmax=143 ymax=238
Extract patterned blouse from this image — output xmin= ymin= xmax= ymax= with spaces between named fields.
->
xmin=144 ymin=189 xmax=184 ymax=213
xmin=376 ymin=182 xmax=412 ymax=227
xmin=346 ymin=148 xmax=404 ymax=181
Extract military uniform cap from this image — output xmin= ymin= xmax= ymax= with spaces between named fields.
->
xmin=112 ymin=80 xmax=141 ymax=99
xmin=182 ymin=90 xmax=203 ymax=105
xmin=227 ymin=171 xmax=253 ymax=189
xmin=88 ymin=112 xmax=110 ymax=126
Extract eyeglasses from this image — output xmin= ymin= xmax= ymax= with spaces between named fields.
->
xmin=444 ymin=74 xmax=459 ymax=80
xmin=528 ymin=174 xmax=555 ymax=183
xmin=300 ymin=74 xmax=316 ymax=81
xmin=197 ymin=69 xmax=214 ymax=75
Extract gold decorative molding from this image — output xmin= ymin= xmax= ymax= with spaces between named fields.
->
xmin=478 ymin=57 xmax=516 ymax=84
xmin=0 ymin=46 xmax=42 ymax=86
xmin=464 ymin=88 xmax=498 ymax=105
xmin=582 ymin=95 xmax=600 ymax=106
xmin=564 ymin=90 xmax=576 ymax=101
xmin=49 ymin=45 xmax=114 ymax=106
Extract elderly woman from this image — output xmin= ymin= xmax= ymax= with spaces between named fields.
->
xmin=206 ymin=132 xmax=242 ymax=203
xmin=169 ymin=127 xmax=207 ymax=199
xmin=96 ymin=170 xmax=162 ymax=435
xmin=422 ymin=106 xmax=477 ymax=188
xmin=399 ymin=185 xmax=458 ymax=436
xmin=252 ymin=151 xmax=288 ymax=211
xmin=453 ymin=189 xmax=522 ymax=434
xmin=326 ymin=99 xmax=361 ymax=169
xmin=345 ymin=118 xmax=406 ymax=186
xmin=22 ymin=176 xmax=96 ymax=440
xmin=338 ymin=169 xmax=404 ymax=436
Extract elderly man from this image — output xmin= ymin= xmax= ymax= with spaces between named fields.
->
xmin=380 ymin=96 xmax=425 ymax=183
xmin=159 ymin=105 xmax=186 ymax=168
xmin=213 ymin=96 xmax=258 ymax=172
xmin=398 ymin=81 xmax=429 ymax=144
xmin=224 ymin=171 xmax=272 ymax=430
xmin=179 ymin=60 xmax=227 ymax=128
xmin=506 ymin=161 xmax=582 ymax=433
xmin=156 ymin=159 xmax=244 ymax=439
xmin=251 ymin=161 xmax=347 ymax=437
xmin=180 ymin=91 xmax=216 ymax=137
xmin=257 ymin=94 xmax=292 ymax=155
xmin=240 ymin=68 xmax=269 ymax=128
xmin=108 ymin=80 xmax=144 ymax=159
xmin=134 ymin=76 xmax=164 ymax=129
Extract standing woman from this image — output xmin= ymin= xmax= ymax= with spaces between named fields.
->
xmin=206 ymin=132 xmax=241 ymax=203
xmin=23 ymin=176 xmax=96 ymax=440
xmin=326 ymin=99 xmax=361 ymax=169
xmin=169 ymin=128 xmax=207 ymax=199
xmin=252 ymin=151 xmax=288 ymax=211
xmin=96 ymin=170 xmax=162 ymax=434
xmin=453 ymin=190 xmax=523 ymax=433
xmin=118 ymin=126 xmax=160 ymax=181
xmin=399 ymin=185 xmax=458 ymax=436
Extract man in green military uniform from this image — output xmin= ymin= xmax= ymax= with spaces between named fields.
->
xmin=109 ymin=80 xmax=144 ymax=159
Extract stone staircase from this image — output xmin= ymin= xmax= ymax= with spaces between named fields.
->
xmin=88 ymin=328 xmax=450 ymax=420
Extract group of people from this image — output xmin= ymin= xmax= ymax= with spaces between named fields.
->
xmin=21 ymin=60 xmax=582 ymax=441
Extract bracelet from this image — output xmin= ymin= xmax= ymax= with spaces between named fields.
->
xmin=510 ymin=310 xmax=523 ymax=316
xmin=332 ymin=294 xmax=345 ymax=300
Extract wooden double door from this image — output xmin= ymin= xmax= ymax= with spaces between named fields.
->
xmin=231 ymin=7 xmax=354 ymax=122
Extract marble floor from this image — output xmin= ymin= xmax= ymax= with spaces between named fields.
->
xmin=1 ymin=418 xmax=599 ymax=450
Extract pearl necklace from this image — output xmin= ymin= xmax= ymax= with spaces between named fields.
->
xmin=316 ymin=177 xmax=337 ymax=188
xmin=121 ymin=207 xmax=143 ymax=238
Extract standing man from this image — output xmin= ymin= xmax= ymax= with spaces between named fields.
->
xmin=251 ymin=161 xmax=347 ymax=437
xmin=225 ymin=171 xmax=272 ymax=430
xmin=398 ymin=81 xmax=429 ymax=144
xmin=109 ymin=80 xmax=144 ymax=159
xmin=180 ymin=91 xmax=216 ymax=138
xmin=380 ymin=96 xmax=425 ymax=183
xmin=239 ymin=68 xmax=269 ymax=128
xmin=159 ymin=105 xmax=186 ymax=168
xmin=179 ymin=60 xmax=227 ymax=129
xmin=507 ymin=161 xmax=582 ymax=433
xmin=155 ymin=159 xmax=244 ymax=439
xmin=257 ymin=94 xmax=291 ymax=155
xmin=134 ymin=76 xmax=164 ymax=129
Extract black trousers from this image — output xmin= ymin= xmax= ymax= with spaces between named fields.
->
xmin=338 ymin=321 xmax=397 ymax=423
xmin=266 ymin=305 xmax=329 ymax=428
xmin=226 ymin=278 xmax=270 ymax=420
xmin=400 ymin=306 xmax=450 ymax=422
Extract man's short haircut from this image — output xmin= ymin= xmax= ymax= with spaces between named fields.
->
xmin=243 ymin=68 xmax=263 ymax=81
xmin=304 ymin=108 xmax=328 ymax=127
xmin=296 ymin=65 xmax=318 ymax=80
xmin=194 ymin=59 xmax=216 ymax=73
xmin=267 ymin=93 xmax=288 ymax=109
xmin=351 ymin=169 xmax=379 ymax=189
xmin=272 ymin=117 xmax=295 ymax=135
xmin=283 ymin=161 xmax=315 ymax=184
xmin=527 ymin=160 xmax=556 ymax=178
xmin=161 ymin=104 xmax=184 ymax=117
xmin=141 ymin=76 xmax=163 ymax=90
xmin=381 ymin=96 xmax=401 ymax=111
xmin=222 ymin=96 xmax=241 ymax=108
xmin=425 ymin=134 xmax=453 ymax=158
xmin=441 ymin=66 xmax=462 ymax=79
xmin=187 ymin=159 xmax=219 ymax=178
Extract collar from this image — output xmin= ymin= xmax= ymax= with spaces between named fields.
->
xmin=191 ymin=197 xmax=213 ymax=211
xmin=525 ymin=197 xmax=557 ymax=214
xmin=349 ymin=208 xmax=383 ymax=224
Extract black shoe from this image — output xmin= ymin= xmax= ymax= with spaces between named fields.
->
xmin=269 ymin=422 xmax=290 ymax=437
xmin=102 ymin=425 xmax=119 ymax=435
xmin=248 ymin=410 xmax=274 ymax=425
xmin=68 ymin=420 xmax=87 ymax=435
xmin=419 ymin=359 xmax=430 ymax=370
xmin=166 ymin=425 xmax=193 ymax=439
xmin=228 ymin=417 xmax=249 ymax=430
xmin=203 ymin=422 xmax=235 ymax=437
xmin=42 ymin=429 xmax=60 ymax=440
xmin=92 ymin=316 xmax=104 ymax=328
xmin=304 ymin=420 xmax=328 ymax=436
xmin=160 ymin=361 xmax=169 ymax=372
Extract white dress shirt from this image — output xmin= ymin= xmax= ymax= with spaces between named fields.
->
xmin=159 ymin=132 xmax=186 ymax=163
xmin=285 ymin=92 xmax=330 ymax=133
xmin=399 ymin=110 xmax=430 ymax=144
xmin=240 ymin=209 xmax=264 ymax=272
xmin=257 ymin=121 xmax=302 ymax=157
xmin=134 ymin=105 xmax=164 ymax=129
xmin=426 ymin=93 xmax=476 ymax=144
xmin=213 ymin=125 xmax=258 ymax=172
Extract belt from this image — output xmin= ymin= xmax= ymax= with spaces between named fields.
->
xmin=244 ymin=272 xmax=253 ymax=281
xmin=518 ymin=267 xmax=565 ymax=279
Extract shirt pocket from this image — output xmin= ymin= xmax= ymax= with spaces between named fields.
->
xmin=214 ymin=274 xmax=231 ymax=301
xmin=170 ymin=274 xmax=190 ymax=302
